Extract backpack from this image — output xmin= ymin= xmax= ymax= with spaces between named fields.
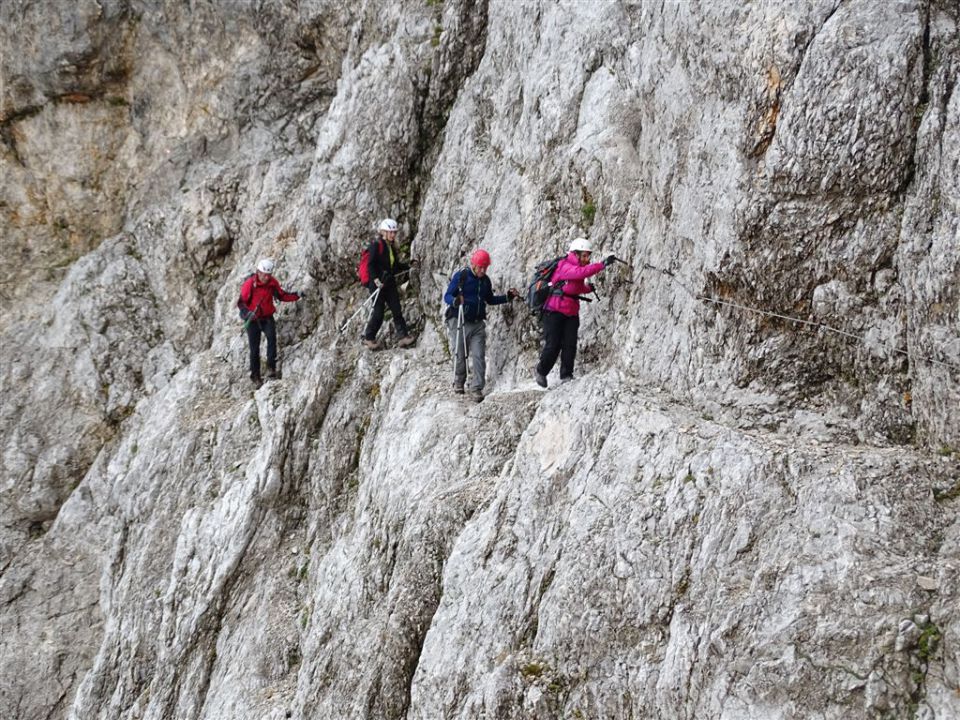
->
xmin=357 ymin=239 xmax=385 ymax=285
xmin=236 ymin=273 xmax=255 ymax=320
xmin=444 ymin=268 xmax=469 ymax=320
xmin=526 ymin=256 xmax=566 ymax=314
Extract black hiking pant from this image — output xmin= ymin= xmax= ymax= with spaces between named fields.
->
xmin=364 ymin=283 xmax=409 ymax=340
xmin=536 ymin=311 xmax=580 ymax=380
xmin=246 ymin=316 xmax=277 ymax=379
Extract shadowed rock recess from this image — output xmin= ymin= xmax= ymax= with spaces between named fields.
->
xmin=2 ymin=1 xmax=958 ymax=719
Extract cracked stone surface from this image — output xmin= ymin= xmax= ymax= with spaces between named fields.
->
xmin=1 ymin=1 xmax=958 ymax=719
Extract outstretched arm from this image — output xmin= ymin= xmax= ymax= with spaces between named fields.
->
xmin=273 ymin=279 xmax=300 ymax=302
xmin=552 ymin=260 xmax=605 ymax=282
xmin=482 ymin=279 xmax=509 ymax=306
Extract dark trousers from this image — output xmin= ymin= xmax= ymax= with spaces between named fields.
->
xmin=246 ymin=316 xmax=277 ymax=379
xmin=364 ymin=283 xmax=408 ymax=340
xmin=536 ymin=311 xmax=580 ymax=379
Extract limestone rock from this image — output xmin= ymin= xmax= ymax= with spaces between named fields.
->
xmin=1 ymin=2 xmax=958 ymax=720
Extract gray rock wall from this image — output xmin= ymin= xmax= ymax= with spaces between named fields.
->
xmin=1 ymin=1 xmax=957 ymax=719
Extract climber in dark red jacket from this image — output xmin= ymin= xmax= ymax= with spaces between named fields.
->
xmin=237 ymin=258 xmax=301 ymax=387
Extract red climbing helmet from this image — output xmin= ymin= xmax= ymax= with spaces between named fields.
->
xmin=470 ymin=249 xmax=491 ymax=268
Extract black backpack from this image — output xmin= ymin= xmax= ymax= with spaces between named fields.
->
xmin=236 ymin=272 xmax=255 ymax=320
xmin=526 ymin=256 xmax=566 ymax=315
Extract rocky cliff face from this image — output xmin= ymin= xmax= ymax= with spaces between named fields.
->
xmin=1 ymin=1 xmax=958 ymax=719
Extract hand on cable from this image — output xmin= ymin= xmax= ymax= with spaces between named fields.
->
xmin=454 ymin=294 xmax=464 ymax=307
xmin=507 ymin=288 xmax=520 ymax=300
xmin=373 ymin=278 xmax=383 ymax=289
xmin=410 ymin=258 xmax=421 ymax=268
xmin=293 ymin=291 xmax=304 ymax=300
xmin=603 ymin=254 xmax=616 ymax=267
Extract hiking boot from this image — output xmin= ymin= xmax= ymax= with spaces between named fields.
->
xmin=469 ymin=389 xmax=484 ymax=403
xmin=362 ymin=338 xmax=382 ymax=351
xmin=560 ymin=376 xmax=573 ymax=384
xmin=533 ymin=368 xmax=547 ymax=388
xmin=251 ymin=375 xmax=263 ymax=389
xmin=265 ymin=368 xmax=281 ymax=380
xmin=397 ymin=334 xmax=416 ymax=349
xmin=453 ymin=381 xmax=465 ymax=394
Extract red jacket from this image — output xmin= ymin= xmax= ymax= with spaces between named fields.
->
xmin=542 ymin=252 xmax=605 ymax=316
xmin=238 ymin=274 xmax=299 ymax=319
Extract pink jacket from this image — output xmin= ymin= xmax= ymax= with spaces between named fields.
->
xmin=542 ymin=252 xmax=606 ymax=316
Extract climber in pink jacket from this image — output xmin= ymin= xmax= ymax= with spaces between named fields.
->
xmin=534 ymin=237 xmax=615 ymax=387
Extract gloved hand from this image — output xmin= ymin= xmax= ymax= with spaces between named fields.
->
xmin=294 ymin=291 xmax=304 ymax=300
xmin=507 ymin=288 xmax=521 ymax=300
xmin=603 ymin=254 xmax=616 ymax=267
xmin=454 ymin=294 xmax=464 ymax=306
xmin=241 ymin=308 xmax=254 ymax=321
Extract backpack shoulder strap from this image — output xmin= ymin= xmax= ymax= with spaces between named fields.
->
xmin=375 ymin=238 xmax=392 ymax=272
xmin=546 ymin=257 xmax=568 ymax=297
xmin=365 ymin=238 xmax=382 ymax=277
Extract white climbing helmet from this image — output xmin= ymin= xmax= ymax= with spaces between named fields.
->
xmin=378 ymin=218 xmax=399 ymax=233
xmin=257 ymin=258 xmax=275 ymax=273
xmin=569 ymin=237 xmax=593 ymax=253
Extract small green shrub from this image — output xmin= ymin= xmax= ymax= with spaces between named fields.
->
xmin=519 ymin=662 xmax=544 ymax=679
xmin=581 ymin=201 xmax=596 ymax=226
xmin=918 ymin=622 xmax=941 ymax=662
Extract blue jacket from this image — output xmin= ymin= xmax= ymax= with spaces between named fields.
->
xmin=443 ymin=268 xmax=508 ymax=322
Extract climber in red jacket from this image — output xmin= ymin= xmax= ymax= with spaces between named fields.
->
xmin=237 ymin=258 xmax=301 ymax=388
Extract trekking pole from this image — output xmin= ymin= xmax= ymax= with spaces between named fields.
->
xmin=222 ymin=297 xmax=264 ymax=363
xmin=242 ymin=297 xmax=265 ymax=332
xmin=233 ymin=297 xmax=265 ymax=353
xmin=339 ymin=287 xmax=380 ymax=334
xmin=456 ymin=302 xmax=467 ymax=377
